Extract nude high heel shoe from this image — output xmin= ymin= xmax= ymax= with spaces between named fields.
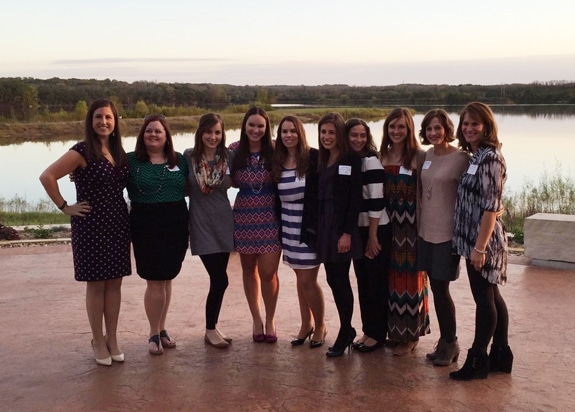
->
xmin=91 ymin=340 xmax=112 ymax=366
xmin=104 ymin=335 xmax=124 ymax=362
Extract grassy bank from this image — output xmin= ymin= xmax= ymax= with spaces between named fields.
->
xmin=1 ymin=212 xmax=70 ymax=226
xmin=0 ymin=107 xmax=391 ymax=145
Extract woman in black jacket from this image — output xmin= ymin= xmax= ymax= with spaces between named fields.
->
xmin=315 ymin=113 xmax=363 ymax=357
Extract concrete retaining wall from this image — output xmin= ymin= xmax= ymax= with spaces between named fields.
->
xmin=524 ymin=213 xmax=575 ymax=270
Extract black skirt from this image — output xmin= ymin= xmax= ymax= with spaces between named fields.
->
xmin=130 ymin=200 xmax=189 ymax=280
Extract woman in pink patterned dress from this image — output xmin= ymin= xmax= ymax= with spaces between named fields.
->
xmin=229 ymin=107 xmax=282 ymax=343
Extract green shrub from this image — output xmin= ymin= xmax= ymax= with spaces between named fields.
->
xmin=31 ymin=225 xmax=53 ymax=239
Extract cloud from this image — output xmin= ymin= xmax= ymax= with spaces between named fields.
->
xmin=52 ymin=57 xmax=229 ymax=65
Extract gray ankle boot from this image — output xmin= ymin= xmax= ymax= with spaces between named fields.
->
xmin=433 ymin=337 xmax=460 ymax=366
xmin=426 ymin=338 xmax=446 ymax=360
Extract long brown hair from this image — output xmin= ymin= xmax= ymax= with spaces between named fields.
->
xmin=272 ymin=115 xmax=310 ymax=181
xmin=379 ymin=107 xmax=420 ymax=169
xmin=84 ymin=98 xmax=127 ymax=166
xmin=231 ymin=106 xmax=274 ymax=177
xmin=317 ymin=112 xmax=348 ymax=170
xmin=134 ymin=115 xmax=178 ymax=168
xmin=191 ymin=113 xmax=228 ymax=164
xmin=345 ymin=117 xmax=378 ymax=156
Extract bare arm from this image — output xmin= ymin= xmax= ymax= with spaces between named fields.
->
xmin=39 ymin=150 xmax=91 ymax=216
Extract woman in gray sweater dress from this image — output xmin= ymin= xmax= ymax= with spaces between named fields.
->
xmin=185 ymin=113 xmax=235 ymax=349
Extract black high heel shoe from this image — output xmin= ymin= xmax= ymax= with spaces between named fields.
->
xmin=326 ymin=328 xmax=356 ymax=358
xmin=310 ymin=329 xmax=327 ymax=349
xmin=356 ymin=339 xmax=384 ymax=353
xmin=291 ymin=328 xmax=314 ymax=346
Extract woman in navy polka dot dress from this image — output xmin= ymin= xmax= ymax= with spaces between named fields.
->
xmin=40 ymin=99 xmax=131 ymax=366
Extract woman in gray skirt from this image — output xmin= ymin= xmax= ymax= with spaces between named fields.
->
xmin=417 ymin=109 xmax=469 ymax=366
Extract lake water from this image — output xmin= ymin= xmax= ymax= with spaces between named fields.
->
xmin=2 ymin=108 xmax=575 ymax=208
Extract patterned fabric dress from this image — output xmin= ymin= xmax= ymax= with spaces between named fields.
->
xmin=385 ymin=165 xmax=430 ymax=341
xmin=230 ymin=144 xmax=281 ymax=254
xmin=278 ymin=168 xmax=320 ymax=269
xmin=453 ymin=146 xmax=508 ymax=285
xmin=70 ymin=142 xmax=131 ymax=282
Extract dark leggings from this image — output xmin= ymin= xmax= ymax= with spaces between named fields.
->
xmin=429 ymin=277 xmax=456 ymax=343
xmin=353 ymin=225 xmax=391 ymax=342
xmin=325 ymin=260 xmax=354 ymax=333
xmin=466 ymin=260 xmax=509 ymax=351
xmin=200 ymin=253 xmax=230 ymax=330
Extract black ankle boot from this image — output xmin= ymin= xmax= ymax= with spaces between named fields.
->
xmin=489 ymin=345 xmax=514 ymax=373
xmin=450 ymin=348 xmax=489 ymax=381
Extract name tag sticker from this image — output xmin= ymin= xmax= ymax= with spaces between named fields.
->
xmin=168 ymin=165 xmax=180 ymax=172
xmin=338 ymin=165 xmax=352 ymax=175
xmin=422 ymin=160 xmax=432 ymax=170
xmin=467 ymin=164 xmax=478 ymax=175
xmin=399 ymin=166 xmax=412 ymax=176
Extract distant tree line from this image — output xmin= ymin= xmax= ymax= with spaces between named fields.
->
xmin=1 ymin=77 xmax=574 ymax=121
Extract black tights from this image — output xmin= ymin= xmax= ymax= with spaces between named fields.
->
xmin=200 ymin=253 xmax=230 ymax=330
xmin=466 ymin=260 xmax=509 ymax=352
xmin=429 ymin=276 xmax=456 ymax=343
xmin=325 ymin=260 xmax=354 ymax=333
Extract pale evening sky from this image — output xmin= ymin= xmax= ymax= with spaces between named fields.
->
xmin=2 ymin=0 xmax=574 ymax=86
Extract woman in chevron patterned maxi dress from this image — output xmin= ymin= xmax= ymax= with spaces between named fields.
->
xmin=127 ymin=115 xmax=189 ymax=356
xmin=229 ymin=107 xmax=282 ymax=344
xmin=379 ymin=108 xmax=430 ymax=356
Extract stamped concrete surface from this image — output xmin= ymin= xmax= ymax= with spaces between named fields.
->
xmin=0 ymin=245 xmax=573 ymax=412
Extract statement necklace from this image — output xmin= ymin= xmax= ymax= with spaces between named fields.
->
xmin=248 ymin=153 xmax=264 ymax=194
xmin=135 ymin=161 xmax=168 ymax=195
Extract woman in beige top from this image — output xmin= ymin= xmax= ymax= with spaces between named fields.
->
xmin=417 ymin=109 xmax=470 ymax=366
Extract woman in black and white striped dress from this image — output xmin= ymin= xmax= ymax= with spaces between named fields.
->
xmin=272 ymin=115 xmax=327 ymax=348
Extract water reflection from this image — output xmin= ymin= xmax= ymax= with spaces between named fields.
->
xmin=2 ymin=109 xmax=575 ymax=205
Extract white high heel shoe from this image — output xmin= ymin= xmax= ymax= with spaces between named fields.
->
xmin=91 ymin=340 xmax=112 ymax=366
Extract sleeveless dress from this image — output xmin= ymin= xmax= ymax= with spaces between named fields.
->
xmin=126 ymin=152 xmax=189 ymax=281
xmin=229 ymin=142 xmax=281 ymax=254
xmin=70 ymin=142 xmax=131 ymax=282
xmin=384 ymin=165 xmax=430 ymax=341
xmin=278 ymin=167 xmax=320 ymax=269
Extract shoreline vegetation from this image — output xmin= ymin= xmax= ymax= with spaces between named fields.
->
xmin=2 ymin=76 xmax=575 ymax=144
xmin=1 ymin=83 xmax=574 ymax=243
xmin=2 ymin=162 xmax=575 ymax=246
xmin=0 ymin=107 xmax=390 ymax=144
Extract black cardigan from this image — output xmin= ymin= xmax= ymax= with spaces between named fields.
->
xmin=300 ymin=148 xmax=319 ymax=248
xmin=329 ymin=151 xmax=363 ymax=237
